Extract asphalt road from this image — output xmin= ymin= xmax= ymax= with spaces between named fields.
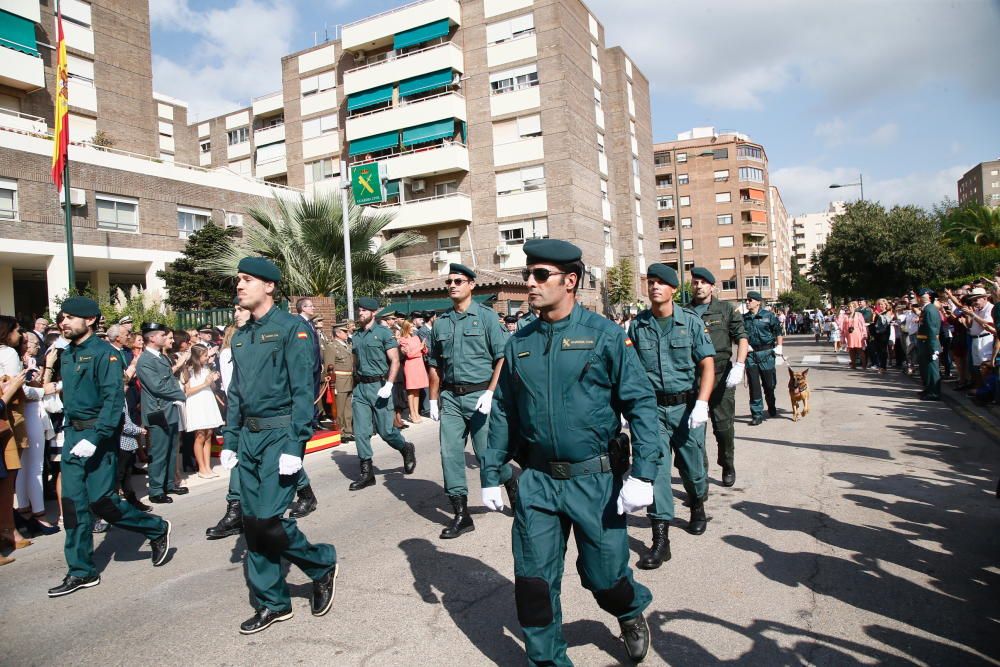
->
xmin=2 ymin=336 xmax=998 ymax=666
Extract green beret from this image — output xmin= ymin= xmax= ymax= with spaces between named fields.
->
xmin=448 ymin=263 xmax=476 ymax=280
xmin=524 ymin=239 xmax=582 ymax=265
xmin=690 ymin=267 xmax=715 ymax=285
xmin=647 ymin=263 xmax=679 ymax=288
xmin=747 ymin=291 xmax=763 ymax=302
xmin=61 ymin=296 xmax=101 ymax=318
xmin=357 ymin=296 xmax=380 ymax=311
xmin=237 ymin=256 xmax=281 ymax=283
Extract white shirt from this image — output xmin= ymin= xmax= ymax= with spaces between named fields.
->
xmin=903 ymin=312 xmax=920 ymax=335
xmin=219 ymin=347 xmax=234 ymax=393
xmin=0 ymin=345 xmax=22 ymax=376
xmin=969 ymin=304 xmax=993 ymax=336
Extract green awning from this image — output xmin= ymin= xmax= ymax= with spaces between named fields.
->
xmin=398 ymin=68 xmax=453 ymax=98
xmin=0 ymin=10 xmax=40 ymax=57
xmin=385 ymin=179 xmax=400 ymax=197
xmin=393 ymin=18 xmax=450 ymax=50
xmin=348 ymin=131 xmax=398 ymax=156
xmin=347 ymin=83 xmax=394 ymax=111
xmin=379 ymin=294 xmax=496 ymax=317
xmin=401 ymin=118 xmax=455 ymax=147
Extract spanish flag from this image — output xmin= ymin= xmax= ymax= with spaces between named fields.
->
xmin=51 ymin=5 xmax=69 ymax=191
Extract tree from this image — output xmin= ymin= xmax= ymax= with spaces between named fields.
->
xmin=932 ymin=198 xmax=1000 ymax=281
xmin=777 ymin=252 xmax=825 ymax=311
xmin=605 ymin=257 xmax=634 ymax=315
xmin=157 ymin=222 xmax=239 ymax=311
xmin=199 ymin=193 xmax=424 ymax=303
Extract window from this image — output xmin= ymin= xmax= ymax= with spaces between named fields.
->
xmin=681 ymin=217 xmax=692 ymax=228
xmin=721 ymin=279 xmax=737 ymax=291
xmin=227 ymin=127 xmax=249 ymax=146
xmin=712 ymin=148 xmax=728 ymax=159
xmin=256 ymin=142 xmax=285 ymax=163
xmin=716 ymin=192 xmax=731 ymax=203
xmin=177 ymin=206 xmax=210 ymax=239
xmin=714 ymin=170 xmax=729 ymax=181
xmin=437 ymin=232 xmax=460 ymax=250
xmin=658 ymin=216 xmax=675 ymax=231
xmin=496 ymin=165 xmax=545 ymax=194
xmin=594 ymin=86 xmax=603 ymax=109
xmin=306 ymin=158 xmax=337 ymax=183
xmin=601 ymin=179 xmax=609 ymax=200
xmin=486 ymin=13 xmax=535 ymax=45
xmin=678 ymin=174 xmax=689 ymax=185
xmin=493 ymin=114 xmax=542 ymax=144
xmin=301 ymin=70 xmax=336 ymax=97
xmin=991 ymin=169 xmax=999 ymax=176
xmin=434 ymin=181 xmax=458 ymax=196
xmin=739 ymin=167 xmax=764 ymax=182
xmin=654 ymin=152 xmax=671 ymax=166
xmin=680 ymin=195 xmax=691 ymax=207
xmin=657 ymin=195 xmax=673 ymax=210
xmin=500 ymin=227 xmax=525 ymax=243
xmin=632 ymin=156 xmax=640 ymax=176
xmin=682 ymin=239 xmax=693 ymax=251
xmin=0 ymin=179 xmax=17 ymax=221
xmin=676 ymin=152 xmax=687 ymax=163
xmin=157 ymin=120 xmax=173 ymax=137
xmin=717 ymin=214 xmax=733 ymax=225
xmin=490 ymin=65 xmax=539 ymax=95
xmin=719 ymin=236 xmax=734 ymax=248
xmin=660 ymin=240 xmax=677 ymax=252
xmin=199 ymin=140 xmax=211 ymax=154
xmin=596 ymin=133 xmax=605 ymax=154
xmin=96 ymin=194 xmax=138 ymax=233
xmin=302 ymin=114 xmax=338 ymax=139
xmin=737 ymin=145 xmax=763 ymax=160
xmin=745 ymin=276 xmax=770 ymax=289
xmin=720 ymin=258 xmax=736 ymax=270
xmin=260 ymin=116 xmax=283 ymax=129
xmin=656 ymin=175 xmax=671 ymax=187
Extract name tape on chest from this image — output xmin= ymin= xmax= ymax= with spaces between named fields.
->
xmin=77 ymin=355 xmax=93 ymax=362
xmin=517 ymin=350 xmax=531 ymax=358
xmin=562 ymin=338 xmax=595 ymax=350
xmin=259 ymin=332 xmax=281 ymax=343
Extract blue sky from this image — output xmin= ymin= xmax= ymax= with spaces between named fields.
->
xmin=149 ymin=0 xmax=1000 ymax=216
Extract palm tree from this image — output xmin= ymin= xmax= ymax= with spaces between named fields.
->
xmin=200 ymin=192 xmax=424 ymax=299
xmin=941 ymin=204 xmax=1000 ymax=248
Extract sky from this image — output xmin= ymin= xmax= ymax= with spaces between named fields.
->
xmin=149 ymin=0 xmax=1000 ymax=217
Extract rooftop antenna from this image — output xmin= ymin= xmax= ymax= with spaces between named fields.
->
xmin=324 ymin=22 xmax=328 ymax=42
xmin=313 ymin=31 xmax=317 ymax=46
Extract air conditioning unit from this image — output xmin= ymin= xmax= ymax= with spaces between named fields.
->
xmin=495 ymin=244 xmax=511 ymax=257
xmin=59 ymin=187 xmax=86 ymax=207
xmin=411 ymin=179 xmax=426 ymax=192
xmin=225 ymin=213 xmax=244 ymax=227
xmin=431 ymin=250 xmax=449 ymax=263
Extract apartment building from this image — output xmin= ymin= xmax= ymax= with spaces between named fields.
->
xmin=957 ymin=159 xmax=1000 ymax=207
xmin=653 ymin=127 xmax=784 ymax=301
xmin=791 ymin=201 xmax=845 ymax=277
xmin=173 ymin=0 xmax=657 ymax=312
xmin=0 ymin=0 xmax=291 ymax=317
xmin=769 ymin=185 xmax=793 ymax=295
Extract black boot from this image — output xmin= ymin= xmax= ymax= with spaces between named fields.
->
xmin=503 ymin=475 xmax=519 ymax=510
xmin=349 ymin=459 xmax=375 ymax=491
xmin=768 ymin=405 xmax=777 ymax=417
xmin=688 ymin=497 xmax=707 ymax=535
xmin=289 ymin=485 xmax=318 ymax=519
xmin=440 ymin=495 xmax=475 ymax=539
xmin=205 ymin=500 xmax=243 ymax=539
xmin=401 ymin=442 xmax=417 ymax=474
xmin=636 ymin=519 xmax=671 ymax=570
xmin=619 ymin=614 xmax=650 ymax=663
xmin=125 ymin=491 xmax=152 ymax=513
xmin=721 ymin=465 xmax=736 ymax=487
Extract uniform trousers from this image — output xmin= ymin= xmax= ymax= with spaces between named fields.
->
xmin=439 ymin=389 xmax=512 ymax=496
xmin=746 ymin=349 xmax=777 ymax=418
xmin=147 ymin=419 xmax=178 ymax=497
xmin=705 ymin=365 xmax=736 ymax=471
xmin=649 ymin=402 xmax=707 ymax=521
xmin=335 ymin=382 xmax=353 ymax=436
xmin=352 ymin=382 xmax=407 ymax=459
xmin=917 ymin=343 xmax=941 ymax=398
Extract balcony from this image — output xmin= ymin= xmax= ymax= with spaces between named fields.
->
xmin=227 ymin=141 xmax=251 ymax=160
xmin=379 ymin=192 xmax=472 ymax=231
xmin=346 ymin=91 xmax=466 ymax=141
xmin=0 ymin=107 xmax=46 ymax=134
xmin=301 ymin=89 xmax=338 ymax=117
xmin=374 ymin=141 xmax=469 ymax=180
xmin=302 ymin=132 xmax=341 ymax=160
xmin=494 ymin=136 xmax=543 ymax=168
xmin=0 ymin=47 xmax=44 ymax=92
xmin=252 ymin=91 xmax=283 ymax=116
xmin=497 ymin=188 xmax=547 ymax=218
xmin=254 ymin=123 xmax=285 ymax=147
xmin=341 ymin=0 xmax=461 ymax=51
xmin=491 ymin=86 xmax=540 ymax=118
xmin=344 ymin=41 xmax=464 ymax=96
xmin=256 ymin=156 xmax=287 ymax=179
xmin=487 ymin=32 xmax=537 ymax=68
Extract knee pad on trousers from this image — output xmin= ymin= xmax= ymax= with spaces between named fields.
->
xmin=243 ymin=515 xmax=289 ymax=559
xmin=593 ymin=576 xmax=635 ymax=617
xmin=90 ymin=496 xmax=124 ymax=523
xmin=514 ymin=576 xmax=554 ymax=627
xmin=63 ymin=498 xmax=79 ymax=529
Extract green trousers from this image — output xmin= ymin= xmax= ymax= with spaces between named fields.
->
xmin=512 ymin=468 xmax=652 ymax=666
xmin=236 ymin=427 xmax=336 ymax=612
xmin=62 ymin=427 xmax=167 ymax=578
xmin=351 ymin=381 xmax=406 ymax=460
xmin=917 ymin=344 xmax=941 ymax=398
xmin=705 ymin=366 xmax=736 ymax=470
xmin=439 ymin=389 xmax=512 ymax=496
xmin=227 ymin=462 xmax=310 ymax=502
xmin=650 ymin=402 xmax=707 ymax=520
xmin=746 ymin=350 xmax=777 ymax=419
xmin=147 ymin=420 xmax=178 ymax=497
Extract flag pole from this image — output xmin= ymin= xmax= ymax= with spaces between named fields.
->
xmin=63 ymin=159 xmax=75 ymax=290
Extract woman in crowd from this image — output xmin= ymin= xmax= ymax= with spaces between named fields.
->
xmin=397 ymin=320 xmax=428 ymax=425
xmin=831 ymin=309 xmax=843 ymax=353
xmin=181 ymin=345 xmax=222 ymax=479
xmin=0 ymin=316 xmax=31 ymax=554
xmin=14 ymin=334 xmax=59 ymax=535
xmin=870 ymin=298 xmax=893 ymax=374
xmin=843 ymin=302 xmax=867 ymax=368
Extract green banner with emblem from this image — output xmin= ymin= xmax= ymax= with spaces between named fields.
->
xmin=351 ymin=163 xmax=383 ymax=205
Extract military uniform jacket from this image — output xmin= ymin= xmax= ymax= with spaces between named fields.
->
xmin=917 ymin=302 xmax=942 ymax=352
xmin=627 ymin=308 xmax=716 ymax=395
xmin=59 ymin=334 xmax=125 ymax=441
xmin=688 ymin=297 xmax=747 ymax=367
xmin=331 ymin=339 xmax=354 ymax=393
xmin=484 ymin=304 xmax=662 ymax=485
xmin=516 ymin=312 xmax=537 ymax=331
xmin=135 ymin=349 xmax=186 ymax=427
xmin=352 ymin=323 xmax=397 ymax=378
xmin=743 ymin=310 xmax=783 ymax=350
xmin=428 ymin=301 xmax=507 ymax=385
xmin=222 ymin=305 xmax=316 ymax=456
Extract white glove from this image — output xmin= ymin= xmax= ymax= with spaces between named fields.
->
xmin=616 ymin=475 xmax=654 ymax=515
xmin=278 ymin=454 xmax=303 ymax=475
xmin=726 ymin=361 xmax=745 ymax=388
xmin=482 ymin=486 xmax=504 ymax=511
xmin=377 ymin=381 xmax=393 ymax=399
xmin=220 ymin=449 xmax=238 ymax=470
xmin=775 ymin=345 xmax=783 ymax=357
xmin=774 ymin=344 xmax=784 ymax=366
xmin=70 ymin=438 xmax=96 ymax=458
xmin=429 ymin=400 xmax=440 ymax=421
xmin=475 ymin=389 xmax=494 ymax=415
xmin=932 ymin=350 xmax=940 ymax=361
xmin=688 ymin=399 xmax=710 ymax=430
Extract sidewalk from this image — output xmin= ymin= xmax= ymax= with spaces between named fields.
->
xmin=903 ymin=366 xmax=1000 ymax=443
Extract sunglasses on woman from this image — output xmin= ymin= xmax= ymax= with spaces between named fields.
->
xmin=521 ymin=268 xmax=566 ymax=282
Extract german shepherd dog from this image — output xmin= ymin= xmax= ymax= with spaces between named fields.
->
xmin=788 ymin=368 xmax=810 ymax=421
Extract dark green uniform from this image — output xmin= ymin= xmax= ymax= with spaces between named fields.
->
xmin=743 ymin=309 xmax=782 ymax=419
xmin=483 ymin=304 xmax=659 ymax=666
xmin=60 ymin=334 xmax=168 ymax=578
xmin=223 ymin=305 xmax=336 ymax=612
xmin=688 ymin=297 xmax=747 ymax=471
xmin=428 ymin=301 xmax=512 ymax=496
xmin=627 ymin=307 xmax=715 ymax=520
xmin=351 ymin=323 xmax=407 ymax=459
xmin=516 ymin=312 xmax=537 ymax=331
xmin=135 ymin=348 xmax=185 ymax=497
xmin=917 ymin=302 xmax=942 ymax=399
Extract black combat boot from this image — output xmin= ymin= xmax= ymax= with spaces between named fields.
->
xmin=349 ymin=459 xmax=375 ymax=491
xmin=205 ymin=500 xmax=243 ymax=540
xmin=440 ymin=495 xmax=475 ymax=539
xmin=636 ymin=519 xmax=671 ymax=570
xmin=401 ymin=442 xmax=417 ymax=474
xmin=619 ymin=614 xmax=650 ymax=663
xmin=503 ymin=475 xmax=519 ymax=510
xmin=688 ymin=496 xmax=707 ymax=535
xmin=125 ymin=491 xmax=152 ymax=513
xmin=289 ymin=485 xmax=318 ymax=518
xmin=721 ymin=465 xmax=736 ymax=487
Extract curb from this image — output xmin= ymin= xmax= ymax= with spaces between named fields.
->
xmin=905 ymin=371 xmax=1000 ymax=441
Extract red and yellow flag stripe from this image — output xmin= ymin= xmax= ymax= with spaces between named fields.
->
xmin=51 ymin=6 xmax=69 ymax=191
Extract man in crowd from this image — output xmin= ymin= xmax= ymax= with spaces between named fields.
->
xmin=330 ymin=321 xmax=354 ymax=443
xmin=964 ymin=287 xmax=996 ymax=390
xmin=28 ymin=317 xmax=48 ymax=367
xmin=503 ymin=315 xmax=519 ymax=333
xmin=287 ymin=297 xmax=324 ymax=519
xmin=916 ymin=288 xmax=942 ymax=400
xmin=427 ymin=264 xmax=516 ymax=539
xmin=627 ymin=263 xmax=715 ymax=569
xmin=743 ymin=292 xmax=784 ymax=425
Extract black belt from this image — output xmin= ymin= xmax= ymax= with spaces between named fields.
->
xmin=70 ymin=418 xmax=98 ymax=430
xmin=442 ymin=381 xmax=491 ymax=396
xmin=656 ymin=391 xmax=692 ymax=407
xmin=752 ymin=344 xmax=775 ymax=351
xmin=529 ymin=454 xmax=612 ymax=480
xmin=243 ymin=414 xmax=291 ymax=432
xmin=356 ymin=374 xmax=387 ymax=384
xmin=972 ymin=332 xmax=992 ymax=338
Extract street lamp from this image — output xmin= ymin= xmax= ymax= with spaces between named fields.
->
xmin=829 ymin=173 xmax=864 ymax=201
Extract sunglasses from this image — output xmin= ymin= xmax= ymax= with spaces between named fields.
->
xmin=444 ymin=278 xmax=468 ymax=286
xmin=521 ymin=268 xmax=567 ymax=282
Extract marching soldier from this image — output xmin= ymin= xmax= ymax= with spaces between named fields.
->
xmin=48 ymin=297 xmax=171 ymax=598
xmin=482 ymin=239 xmax=659 ymax=664
xmin=628 ymin=264 xmax=715 ymax=570
xmin=347 ymin=297 xmax=416 ymax=490
xmin=686 ymin=267 xmax=749 ymax=487
xmin=331 ymin=321 xmax=354 ymax=442
xmin=427 ymin=264 xmax=517 ymax=539
xmin=916 ymin=288 xmax=942 ymax=400
xmin=743 ymin=292 xmax=784 ymax=424
xmin=220 ymin=258 xmax=337 ymax=634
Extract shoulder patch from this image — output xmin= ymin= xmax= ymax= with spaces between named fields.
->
xmin=624 ymin=338 xmax=633 ymax=347
xmin=109 ymin=355 xmax=118 ymax=362
xmin=297 ymin=331 xmax=309 ymax=339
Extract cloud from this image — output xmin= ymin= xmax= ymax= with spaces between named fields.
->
xmin=814 ymin=117 xmax=848 ymax=148
xmin=867 ymin=122 xmax=899 ymax=146
xmin=814 ymin=118 xmax=898 ymax=149
xmin=151 ymin=0 xmax=299 ymax=120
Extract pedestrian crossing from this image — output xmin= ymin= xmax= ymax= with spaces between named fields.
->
xmin=789 ymin=354 xmax=851 ymax=366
